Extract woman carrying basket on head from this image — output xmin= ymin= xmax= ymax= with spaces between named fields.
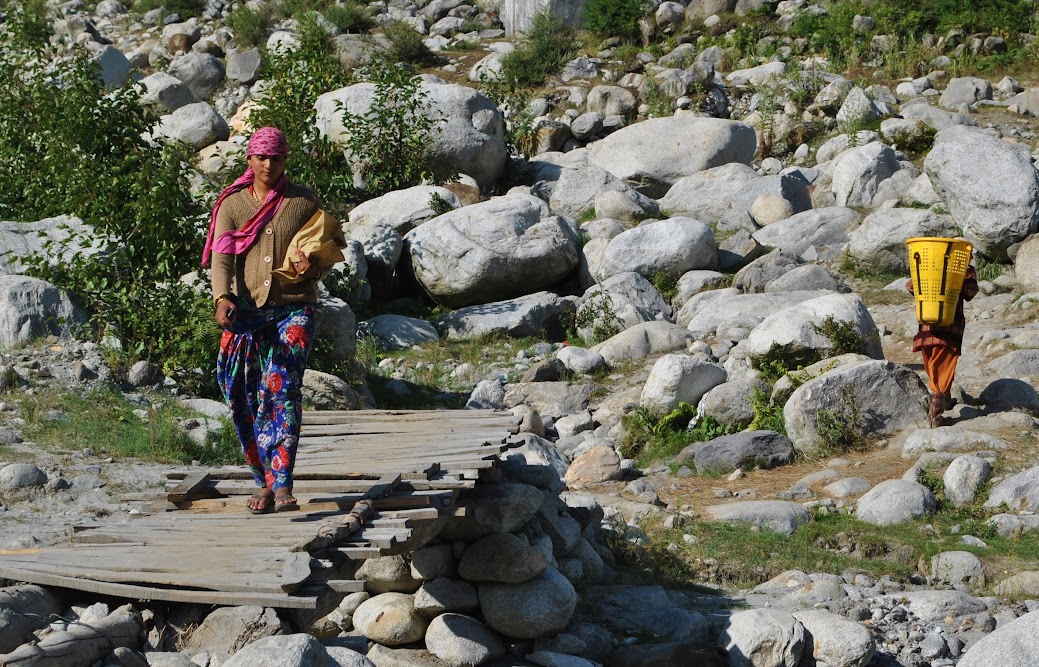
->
xmin=906 ymin=261 xmax=979 ymax=428
xmin=202 ymin=126 xmax=345 ymax=514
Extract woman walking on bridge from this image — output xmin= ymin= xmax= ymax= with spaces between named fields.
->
xmin=202 ymin=126 xmax=344 ymax=514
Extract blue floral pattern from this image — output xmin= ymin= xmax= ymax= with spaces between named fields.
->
xmin=217 ymin=304 xmax=315 ymax=493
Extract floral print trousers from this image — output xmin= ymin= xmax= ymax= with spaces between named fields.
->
xmin=217 ymin=304 xmax=315 ymax=494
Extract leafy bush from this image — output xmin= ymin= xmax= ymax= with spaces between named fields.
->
xmin=235 ymin=16 xmax=356 ymax=215
xmin=815 ymin=386 xmax=868 ymax=454
xmin=324 ymin=2 xmax=374 ymax=33
xmin=584 ymin=0 xmax=646 ymax=41
xmin=5 ymin=0 xmax=51 ymax=50
xmin=226 ymin=5 xmax=274 ymax=48
xmin=133 ymin=0 xmax=206 ymax=18
xmin=812 ymin=316 xmax=869 ymax=357
xmin=0 ymin=49 xmax=217 ymax=393
xmin=339 ymin=60 xmax=447 ymax=198
xmin=384 ymin=21 xmax=439 ymax=66
xmin=500 ymin=9 xmax=577 ymax=88
xmin=620 ymin=406 xmax=733 ymax=464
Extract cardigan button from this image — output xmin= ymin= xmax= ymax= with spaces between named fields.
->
xmin=264 ymin=256 xmax=271 ymax=263
xmin=265 ymin=228 xmax=273 ymax=235
xmin=263 ymin=279 xmax=270 ymax=287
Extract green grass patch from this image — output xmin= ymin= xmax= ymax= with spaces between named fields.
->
xmin=500 ymin=9 xmax=578 ymax=88
xmin=18 ymin=389 xmax=240 ymax=465
xmin=620 ymin=406 xmax=735 ymax=466
xmin=608 ymin=507 xmax=1039 ymax=590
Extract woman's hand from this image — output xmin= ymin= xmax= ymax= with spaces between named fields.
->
xmin=215 ymin=298 xmax=236 ymax=328
xmin=292 ymin=250 xmax=311 ymax=276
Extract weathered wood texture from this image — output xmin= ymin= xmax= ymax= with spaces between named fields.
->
xmin=0 ymin=410 xmax=518 ymax=608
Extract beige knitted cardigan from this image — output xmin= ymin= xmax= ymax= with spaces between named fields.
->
xmin=209 ymin=183 xmax=321 ymax=308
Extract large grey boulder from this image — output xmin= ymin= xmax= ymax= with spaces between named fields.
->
xmin=784 ymin=360 xmax=928 ymax=454
xmin=478 ymin=567 xmax=577 ymax=639
xmin=751 ymin=207 xmax=860 ymax=262
xmin=831 ymin=142 xmax=901 ymax=208
xmin=679 ymin=431 xmax=795 ymax=474
xmin=987 ymin=348 xmax=1039 ymax=378
xmin=943 ymin=455 xmax=992 ymax=507
xmin=744 ymin=293 xmax=883 ymax=366
xmin=856 ymin=479 xmax=937 ymax=526
xmin=0 ymin=276 xmax=87 ymax=349
xmin=979 ymin=378 xmax=1039 ymax=414
xmin=700 ymin=377 xmax=770 ymax=429
xmin=720 ymin=174 xmax=813 ymax=232
xmin=586 ymin=84 xmax=638 ymax=117
xmin=1013 ymin=236 xmax=1039 ymax=294
xmin=591 ymin=321 xmax=694 ymax=367
xmin=726 ymin=61 xmax=787 ymax=87
xmin=902 ymin=427 xmax=1008 ymax=458
xmin=673 ymin=270 xmax=729 ymax=309
xmin=939 ymin=76 xmax=993 ymax=109
xmin=414 ymin=578 xmax=479 ymax=617
xmin=900 ymin=102 xmax=976 ymax=131
xmin=352 ymin=593 xmax=427 ymax=645
xmin=878 ymin=591 xmax=985 ymax=623
xmin=835 ymin=87 xmax=882 ymax=132
xmin=792 ymin=610 xmax=875 ymax=667
xmin=139 ymin=72 xmax=194 ymax=112
xmin=442 ymin=482 xmax=544 ymax=539
xmin=359 ymin=314 xmax=439 ymax=350
xmin=958 ymin=609 xmax=1039 ymax=667
xmin=704 ymin=501 xmax=810 ymax=536
xmin=425 ymin=614 xmax=505 ymax=666
xmin=437 ymin=291 xmax=572 ymax=340
xmin=166 ymin=53 xmax=225 ymax=102
xmin=579 ymin=585 xmax=709 ymax=643
xmin=731 ymin=251 xmax=803 ymax=294
xmin=458 ymin=533 xmax=548 ymax=583
xmin=587 ymin=116 xmax=756 ymax=197
xmin=718 ymin=608 xmax=805 ymax=667
xmin=985 ymin=464 xmax=1039 ymax=512
xmin=303 ymin=370 xmax=369 ymax=411
xmin=345 ymin=222 xmax=401 ymax=278
xmin=355 ymin=556 xmax=422 ymax=594
xmin=226 ymin=47 xmax=262 ymax=85
xmin=657 ymin=163 xmax=761 ymax=224
xmin=348 ymin=185 xmax=462 ymax=234
xmin=679 ymin=289 xmax=830 ymax=340
xmin=316 ymin=82 xmax=506 ymax=187
xmin=924 ymin=126 xmax=1039 ymax=259
xmin=549 ymin=166 xmax=659 ymax=221
xmin=183 ymin=606 xmax=283 ymax=654
xmin=94 ymin=46 xmax=131 ymax=89
xmin=598 ymin=217 xmax=717 ymax=281
xmin=0 ymin=216 xmax=100 ymax=275
xmin=406 ymin=195 xmax=579 ymax=307
xmin=222 ymin=634 xmax=329 ymax=667
xmin=158 ymin=102 xmax=229 ymax=149
xmin=765 ymin=264 xmax=848 ymax=293
xmin=0 ymin=463 xmax=47 ymax=490
xmin=575 ymin=273 xmax=671 ymax=341
xmin=847 ymin=209 xmax=959 ymax=274
xmin=639 ymin=354 xmax=727 ymax=417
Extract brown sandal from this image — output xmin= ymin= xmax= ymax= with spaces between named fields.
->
xmin=247 ymin=489 xmax=274 ymax=514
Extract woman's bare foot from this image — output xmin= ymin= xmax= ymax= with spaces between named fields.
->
xmin=247 ymin=488 xmax=274 ymax=514
xmin=274 ymin=490 xmax=299 ymax=512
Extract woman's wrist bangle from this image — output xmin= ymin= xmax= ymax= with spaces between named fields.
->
xmin=215 ymin=293 xmax=233 ymax=306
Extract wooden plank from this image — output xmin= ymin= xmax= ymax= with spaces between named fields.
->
xmin=167 ymin=473 xmax=211 ymax=503
xmin=0 ymin=567 xmax=317 ymax=608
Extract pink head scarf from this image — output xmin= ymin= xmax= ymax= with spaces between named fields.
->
xmin=201 ymin=127 xmax=290 ymax=267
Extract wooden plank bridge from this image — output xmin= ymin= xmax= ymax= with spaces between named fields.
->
xmin=0 ymin=410 xmax=523 ymax=609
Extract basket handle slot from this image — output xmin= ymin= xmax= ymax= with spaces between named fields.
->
xmin=913 ymin=252 xmax=923 ymax=294
xmin=939 ymin=242 xmax=953 ymax=296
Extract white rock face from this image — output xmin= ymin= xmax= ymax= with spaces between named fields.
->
xmin=352 ymin=593 xmax=427 ymax=646
xmin=680 ymin=289 xmax=830 ymax=340
xmin=658 ymin=163 xmax=761 ymax=224
xmin=639 ymin=354 xmax=727 ymax=417
xmin=958 ymin=610 xmax=1039 ymax=667
xmin=348 ymin=185 xmax=461 ymax=234
xmin=591 ymin=321 xmax=694 ymax=367
xmin=930 ymin=551 xmax=983 ymax=586
xmin=744 ymin=293 xmax=883 ymax=364
xmin=406 ymin=195 xmax=579 ymax=307
xmin=478 ymin=567 xmax=578 ymax=639
xmin=221 ymin=634 xmax=331 ymax=667
xmin=587 ymin=116 xmax=757 ymax=197
xmin=316 ymin=82 xmax=507 ymax=187
xmin=924 ymin=125 xmax=1039 ymax=259
xmin=985 ymin=464 xmax=1039 ymax=512
xmin=784 ymin=360 xmax=928 ymax=454
xmin=599 ymin=217 xmax=718 ymax=280
xmin=139 ymin=72 xmax=194 ymax=112
xmin=830 ymin=143 xmax=901 ymax=208
xmin=424 ymin=613 xmax=505 ymax=666
xmin=157 ymin=102 xmax=229 ymax=149
xmin=0 ymin=276 xmax=87 ymax=349
xmin=549 ymin=165 xmax=659 ymax=220
xmin=719 ymin=608 xmax=805 ymax=667
xmin=847 ymin=209 xmax=958 ymax=274
xmin=166 ymin=52 xmax=225 ymax=102
xmin=751 ymin=207 xmax=860 ymax=262
xmin=943 ymin=455 xmax=993 ymax=507
xmin=856 ymin=479 xmax=937 ymax=526
xmin=793 ymin=609 xmax=876 ymax=667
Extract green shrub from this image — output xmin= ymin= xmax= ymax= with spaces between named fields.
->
xmin=584 ymin=0 xmax=646 ymax=41
xmin=620 ymin=406 xmax=733 ymax=464
xmin=500 ymin=9 xmax=577 ymax=88
xmin=650 ymin=272 xmax=679 ymax=303
xmin=236 ymin=16 xmax=356 ymax=215
xmin=384 ymin=21 xmax=439 ymax=66
xmin=133 ymin=0 xmax=206 ymax=18
xmin=226 ymin=5 xmax=274 ymax=48
xmin=812 ymin=316 xmax=869 ymax=357
xmin=5 ymin=0 xmax=51 ymax=50
xmin=0 ymin=49 xmax=217 ymax=393
xmin=339 ymin=59 xmax=448 ymax=198
xmin=815 ymin=386 xmax=868 ymax=454
xmin=324 ymin=2 xmax=374 ymax=33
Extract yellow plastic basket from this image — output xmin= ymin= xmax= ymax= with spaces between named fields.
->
xmin=906 ymin=237 xmax=973 ymax=327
